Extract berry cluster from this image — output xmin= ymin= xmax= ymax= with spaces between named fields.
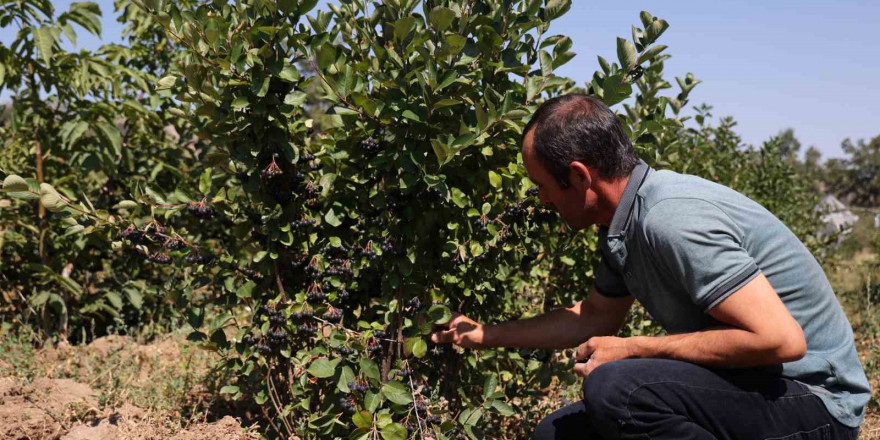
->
xmin=505 ymin=203 xmax=526 ymax=220
xmin=291 ymin=308 xmax=314 ymax=319
xmin=187 ymin=200 xmax=214 ymax=219
xmin=148 ymin=252 xmax=172 ymax=264
xmin=291 ymin=218 xmax=316 ymax=229
xmin=238 ymin=267 xmax=263 ymax=282
xmin=322 ymin=307 xmax=342 ymax=322
xmin=267 ymin=328 xmax=287 ymax=344
xmin=261 ymin=157 xmax=283 ymax=180
xmin=338 ymin=396 xmax=357 ymax=414
xmin=184 ymin=253 xmax=215 ymax=265
xmin=347 ymin=381 xmax=369 ymax=393
xmin=379 ymin=241 xmax=405 ymax=256
xmin=359 ymin=247 xmax=378 ymax=261
xmin=297 ymin=323 xmax=317 ymax=335
xmin=324 ymin=261 xmax=352 ymax=278
xmin=373 ymin=330 xmax=388 ymax=339
xmin=366 ymin=340 xmax=382 ymax=354
xmin=166 ymin=238 xmax=187 ymax=250
xmin=118 ymin=225 xmax=145 ymax=243
xmin=262 ymin=306 xmax=286 ymax=326
xmin=526 ymin=187 xmax=539 ymax=198
xmin=360 ymin=137 xmax=382 ymax=157
xmin=472 ymin=217 xmax=489 ymax=233
xmin=405 ymin=297 xmax=422 ymax=310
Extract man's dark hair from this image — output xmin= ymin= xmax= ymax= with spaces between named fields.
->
xmin=523 ymin=94 xmax=640 ymax=187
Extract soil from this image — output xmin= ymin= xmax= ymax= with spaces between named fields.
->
xmin=0 ymin=334 xmax=260 ymax=440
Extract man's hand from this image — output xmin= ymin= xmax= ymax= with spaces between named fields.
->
xmin=573 ymin=336 xmax=634 ymax=377
xmin=430 ymin=312 xmax=485 ymax=349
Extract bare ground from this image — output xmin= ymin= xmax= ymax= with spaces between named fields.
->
xmin=0 ymin=335 xmax=259 ymax=440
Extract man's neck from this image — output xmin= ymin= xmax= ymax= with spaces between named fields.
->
xmin=593 ymin=174 xmax=632 ymax=227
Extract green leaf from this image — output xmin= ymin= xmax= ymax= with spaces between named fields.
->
xmin=352 ymin=411 xmax=372 ymax=429
xmin=39 ymin=183 xmax=67 ymax=213
xmin=364 ymin=391 xmax=381 ymax=413
xmin=393 ymin=16 xmax=414 ymax=42
xmin=539 ymin=50 xmax=553 ymax=77
xmin=646 ymin=19 xmax=669 ymax=44
xmin=219 ymin=385 xmax=240 ymax=395
xmin=380 ymin=423 xmax=408 ymax=440
xmin=34 ymin=26 xmax=56 ymax=65
xmin=411 ymin=338 xmax=427 ymax=358
xmin=638 ymin=45 xmax=667 ymax=64
xmin=113 ymin=200 xmax=138 ymax=210
xmin=308 ymin=357 xmax=339 ymax=378
xmin=2 ymin=175 xmax=29 ymax=193
xmin=599 ymin=73 xmax=632 ymax=106
xmin=360 ymin=358 xmax=380 ymax=381
xmin=324 ymin=209 xmax=342 ymax=227
xmin=338 ymin=366 xmax=355 ymax=392
xmin=427 ymin=304 xmax=452 ymax=324
xmin=156 ymin=75 xmax=177 ymax=90
xmin=488 ymin=171 xmax=502 ymax=189
xmin=380 ymin=381 xmax=413 ymax=405
xmin=617 ymin=37 xmax=637 ymax=72
xmin=401 ymin=109 xmax=420 ymax=122
xmin=483 ymin=375 xmax=497 ymax=399
xmin=95 ymin=121 xmax=122 ymax=155
xmin=544 ymin=0 xmax=571 ymax=20
xmin=284 ymin=91 xmax=307 ymax=106
xmin=428 ymin=7 xmax=455 ymax=32
xmin=491 ymin=400 xmax=515 ymax=416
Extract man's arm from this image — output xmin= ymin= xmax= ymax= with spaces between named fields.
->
xmin=574 ymin=274 xmax=807 ymax=376
xmin=431 ymin=287 xmax=634 ymax=350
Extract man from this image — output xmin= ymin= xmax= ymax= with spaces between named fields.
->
xmin=430 ymin=94 xmax=869 ymax=440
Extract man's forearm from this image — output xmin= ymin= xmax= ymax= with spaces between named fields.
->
xmin=482 ymin=301 xmax=590 ymax=350
xmin=628 ymin=326 xmax=804 ymax=368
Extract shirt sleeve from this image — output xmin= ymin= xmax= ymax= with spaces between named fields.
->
xmin=594 ymin=255 xmax=631 ymax=298
xmin=642 ymin=198 xmax=761 ymax=311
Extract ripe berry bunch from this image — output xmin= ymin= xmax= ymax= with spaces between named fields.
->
xmin=336 ymin=289 xmax=350 ymax=301
xmin=338 ymin=396 xmax=357 ymax=414
xmin=366 ymin=340 xmax=382 ymax=354
xmin=291 ymin=309 xmax=314 ymax=319
xmin=405 ymin=297 xmax=421 ymax=310
xmin=261 ymin=157 xmax=283 ymax=180
xmin=184 ymin=253 xmax=215 ymax=265
xmin=324 ymin=264 xmax=352 ymax=278
xmin=238 ymin=267 xmax=263 ymax=282
xmin=187 ymin=201 xmax=214 ymax=219
xmin=297 ymin=323 xmax=317 ymax=335
xmin=305 ymin=263 xmax=322 ymax=280
xmin=471 ymin=217 xmax=489 ymax=233
xmin=301 ymin=152 xmax=316 ymax=161
xmin=166 ymin=238 xmax=187 ymax=250
xmin=373 ymin=330 xmax=388 ymax=339
xmin=291 ymin=219 xmax=316 ymax=229
xmin=119 ymin=225 xmax=146 ymax=243
xmin=531 ymin=208 xmax=556 ymax=225
xmin=302 ymin=183 xmax=322 ymax=200
xmin=505 ymin=203 xmax=526 ymax=220
xmin=262 ymin=306 xmax=286 ymax=326
xmin=379 ymin=241 xmax=405 ymax=256
xmin=306 ymin=290 xmax=325 ymax=302
xmin=359 ymin=247 xmax=378 ymax=261
xmin=359 ymin=137 xmax=382 ymax=157
xmin=148 ymin=252 xmax=172 ymax=264
xmin=526 ymin=187 xmax=539 ymax=198
xmin=267 ymin=329 xmax=287 ymax=344
xmin=347 ymin=381 xmax=369 ymax=393
xmin=322 ymin=307 xmax=342 ymax=322
xmin=334 ymin=346 xmax=355 ymax=356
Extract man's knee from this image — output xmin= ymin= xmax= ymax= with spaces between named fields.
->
xmin=533 ymin=415 xmax=555 ymax=440
xmin=582 ymin=360 xmax=649 ymax=434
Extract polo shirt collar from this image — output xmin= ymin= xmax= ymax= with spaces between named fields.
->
xmin=607 ymin=159 xmax=651 ymax=238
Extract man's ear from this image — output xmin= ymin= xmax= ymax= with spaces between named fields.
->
xmin=568 ymin=161 xmax=592 ymax=190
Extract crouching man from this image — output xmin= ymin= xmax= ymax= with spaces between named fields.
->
xmin=430 ymin=94 xmax=869 ymax=440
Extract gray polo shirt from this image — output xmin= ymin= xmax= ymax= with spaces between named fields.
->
xmin=594 ymin=160 xmax=871 ymax=428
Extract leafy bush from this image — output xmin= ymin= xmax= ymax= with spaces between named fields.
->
xmin=1 ymin=0 xmax=825 ymax=438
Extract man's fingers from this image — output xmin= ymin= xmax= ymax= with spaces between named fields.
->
xmin=573 ymin=362 xmax=588 ymax=377
xmin=430 ymin=329 xmax=456 ymax=344
xmin=574 ymin=339 xmax=596 ymax=361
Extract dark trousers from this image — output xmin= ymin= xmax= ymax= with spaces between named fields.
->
xmin=535 ymin=359 xmax=860 ymax=440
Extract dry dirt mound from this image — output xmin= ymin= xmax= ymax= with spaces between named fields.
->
xmin=0 ymin=376 xmax=257 ymax=440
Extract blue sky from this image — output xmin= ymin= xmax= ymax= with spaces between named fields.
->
xmin=3 ymin=0 xmax=878 ymax=159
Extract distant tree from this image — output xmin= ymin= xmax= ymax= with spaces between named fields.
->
xmin=776 ymin=128 xmax=802 ymax=162
xmin=824 ymin=136 xmax=880 ymax=207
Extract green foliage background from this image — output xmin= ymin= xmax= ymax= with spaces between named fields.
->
xmin=0 ymin=0 xmax=830 ymax=438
